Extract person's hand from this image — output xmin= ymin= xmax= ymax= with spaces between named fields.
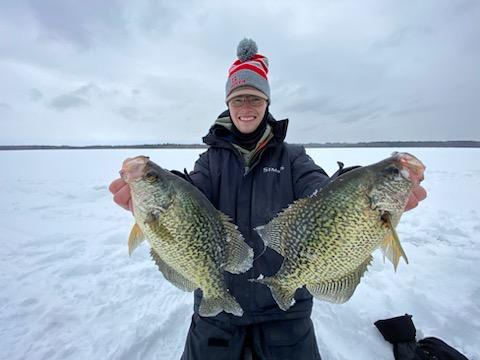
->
xmin=109 ymin=178 xmax=133 ymax=212
xmin=404 ymin=184 xmax=427 ymax=211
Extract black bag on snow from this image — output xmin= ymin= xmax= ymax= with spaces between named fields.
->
xmin=374 ymin=314 xmax=469 ymax=360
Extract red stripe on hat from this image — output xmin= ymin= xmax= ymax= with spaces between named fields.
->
xmin=229 ymin=63 xmax=268 ymax=79
xmin=255 ymin=58 xmax=268 ymax=74
xmin=229 ymin=55 xmax=269 ymax=73
xmin=232 ymin=54 xmax=265 ymax=64
xmin=251 ymin=54 xmax=268 ymax=64
xmin=229 ymin=61 xmax=266 ymax=75
xmin=251 ymin=55 xmax=268 ymax=69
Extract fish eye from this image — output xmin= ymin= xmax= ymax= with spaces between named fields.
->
xmin=385 ymin=166 xmax=400 ymax=175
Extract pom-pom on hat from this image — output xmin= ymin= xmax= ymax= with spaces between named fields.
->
xmin=225 ymin=38 xmax=270 ymax=103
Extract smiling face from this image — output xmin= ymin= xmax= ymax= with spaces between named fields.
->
xmin=228 ymin=95 xmax=268 ymax=134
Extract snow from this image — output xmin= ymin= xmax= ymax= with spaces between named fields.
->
xmin=1 ymin=148 xmax=479 ymax=360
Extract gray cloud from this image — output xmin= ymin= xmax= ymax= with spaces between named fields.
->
xmin=371 ymin=25 xmax=433 ymax=51
xmin=451 ymin=0 xmax=479 ymax=16
xmin=27 ymin=0 xmax=128 ymax=49
xmin=28 ymin=88 xmax=43 ymax=101
xmin=389 ymin=104 xmax=434 ymax=117
xmin=0 ymin=102 xmax=12 ymax=111
xmin=138 ymin=0 xmax=182 ymax=36
xmin=118 ymin=106 xmax=141 ymax=121
xmin=282 ymin=96 xmax=333 ymax=115
xmin=70 ymin=83 xmax=113 ymax=99
xmin=49 ymin=94 xmax=90 ymax=111
xmin=373 ymin=28 xmax=410 ymax=49
xmin=339 ymin=104 xmax=387 ymax=124
xmin=0 ymin=0 xmax=479 ymax=145
xmin=282 ymin=96 xmax=387 ymax=124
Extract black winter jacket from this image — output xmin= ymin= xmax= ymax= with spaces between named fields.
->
xmin=186 ymin=111 xmax=331 ymax=325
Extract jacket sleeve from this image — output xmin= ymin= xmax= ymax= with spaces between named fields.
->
xmin=189 ymin=151 xmax=212 ymax=200
xmin=291 ymin=146 xmax=361 ymax=200
xmin=290 ymin=145 xmax=330 ymax=199
xmin=170 ymin=150 xmax=212 ymax=201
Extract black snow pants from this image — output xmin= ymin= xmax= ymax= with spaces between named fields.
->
xmin=181 ymin=314 xmax=322 ymax=360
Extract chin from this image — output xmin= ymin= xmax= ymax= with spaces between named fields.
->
xmin=238 ymin=125 xmax=256 ymax=134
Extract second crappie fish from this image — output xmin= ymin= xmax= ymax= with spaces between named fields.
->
xmin=120 ymin=156 xmax=253 ymax=317
xmin=254 ymin=152 xmax=425 ymax=311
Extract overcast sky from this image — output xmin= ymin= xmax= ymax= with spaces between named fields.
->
xmin=1 ymin=0 xmax=479 ymax=145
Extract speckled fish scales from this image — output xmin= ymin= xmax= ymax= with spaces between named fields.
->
xmin=254 ymin=152 xmax=425 ymax=311
xmin=121 ymin=156 xmax=253 ymax=317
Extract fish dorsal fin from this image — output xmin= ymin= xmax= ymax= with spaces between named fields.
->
xmin=128 ymin=223 xmax=145 ymax=256
xmin=306 ymin=255 xmax=372 ymax=303
xmin=150 ymin=249 xmax=198 ymax=292
xmin=219 ymin=212 xmax=253 ymax=274
xmin=255 ymin=197 xmax=311 ymax=257
xmin=380 ymin=213 xmax=409 ymax=271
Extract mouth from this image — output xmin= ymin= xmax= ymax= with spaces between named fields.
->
xmin=392 ymin=152 xmax=426 ymax=184
xmin=120 ymin=156 xmax=149 ymax=183
xmin=238 ymin=116 xmax=256 ymax=122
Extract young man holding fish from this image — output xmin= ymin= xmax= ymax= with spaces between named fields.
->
xmin=109 ymin=39 xmax=427 ymax=360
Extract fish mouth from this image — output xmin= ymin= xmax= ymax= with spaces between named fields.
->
xmin=120 ymin=156 xmax=150 ymax=183
xmin=391 ymin=152 xmax=426 ymax=184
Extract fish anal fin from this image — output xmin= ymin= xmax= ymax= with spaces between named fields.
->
xmin=128 ymin=223 xmax=145 ymax=256
xmin=150 ymin=249 xmax=197 ymax=292
xmin=380 ymin=213 xmax=409 ymax=271
xmin=306 ymin=256 xmax=372 ymax=303
xmin=219 ymin=212 xmax=253 ymax=274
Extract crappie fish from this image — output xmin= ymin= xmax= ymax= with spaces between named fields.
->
xmin=120 ymin=156 xmax=253 ymax=317
xmin=254 ymin=152 xmax=425 ymax=311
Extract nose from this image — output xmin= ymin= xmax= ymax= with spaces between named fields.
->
xmin=238 ymin=102 xmax=254 ymax=109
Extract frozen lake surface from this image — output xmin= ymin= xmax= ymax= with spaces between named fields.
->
xmin=1 ymin=148 xmax=479 ymax=359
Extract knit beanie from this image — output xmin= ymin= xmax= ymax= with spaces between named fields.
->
xmin=225 ymin=38 xmax=270 ymax=103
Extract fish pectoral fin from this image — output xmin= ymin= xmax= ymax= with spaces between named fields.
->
xmin=219 ymin=212 xmax=253 ymax=274
xmin=380 ymin=213 xmax=409 ymax=271
xmin=150 ymin=249 xmax=197 ymax=292
xmin=128 ymin=223 xmax=145 ymax=256
xmin=199 ymin=291 xmax=244 ymax=317
xmin=306 ymin=256 xmax=372 ymax=304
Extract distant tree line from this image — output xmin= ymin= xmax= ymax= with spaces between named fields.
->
xmin=1 ymin=141 xmax=480 ymax=151
xmin=303 ymin=140 xmax=480 ymax=148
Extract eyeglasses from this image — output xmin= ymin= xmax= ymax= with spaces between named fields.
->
xmin=228 ymin=95 xmax=267 ymax=108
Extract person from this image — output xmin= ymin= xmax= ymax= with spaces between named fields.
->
xmin=109 ymin=39 xmax=427 ymax=360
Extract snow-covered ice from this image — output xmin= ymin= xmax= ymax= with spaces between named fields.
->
xmin=1 ymin=148 xmax=479 ymax=359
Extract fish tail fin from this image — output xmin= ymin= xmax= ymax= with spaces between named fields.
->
xmin=254 ymin=223 xmax=285 ymax=257
xmin=199 ymin=291 xmax=244 ymax=317
xmin=254 ymin=197 xmax=310 ymax=257
xmin=253 ymin=276 xmax=296 ymax=311
xmin=219 ymin=213 xmax=253 ymax=274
